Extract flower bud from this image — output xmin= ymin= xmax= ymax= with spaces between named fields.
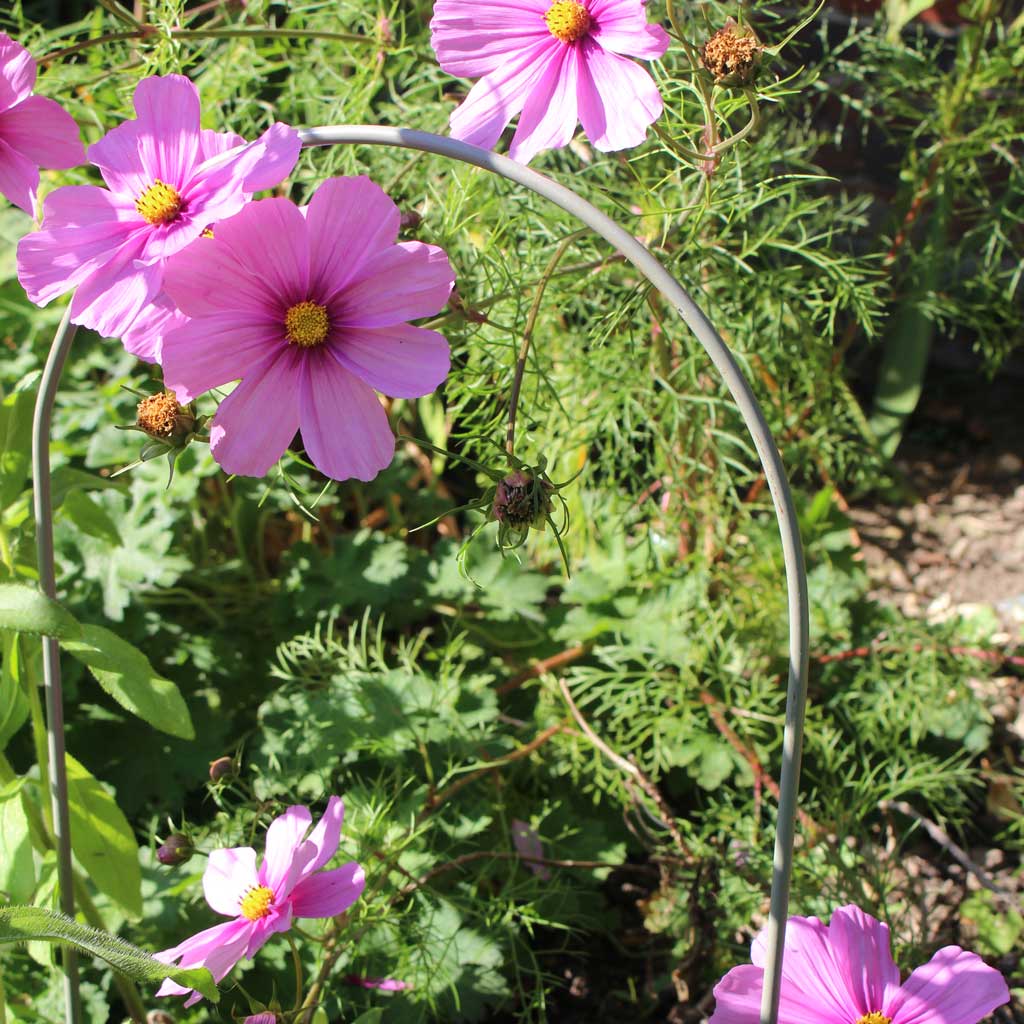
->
xmin=156 ymin=833 xmax=193 ymax=866
xmin=208 ymin=755 xmax=237 ymax=782
xmin=136 ymin=391 xmax=196 ymax=444
xmin=492 ymin=471 xmax=553 ymax=532
xmin=701 ymin=19 xmax=763 ymax=86
xmin=243 ymin=1015 xmax=276 ymax=1024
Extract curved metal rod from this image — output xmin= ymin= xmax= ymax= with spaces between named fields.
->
xmin=298 ymin=125 xmax=810 ymax=1022
xmin=31 ymin=302 xmax=82 ymax=1024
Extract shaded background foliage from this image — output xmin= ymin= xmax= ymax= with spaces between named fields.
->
xmin=0 ymin=0 xmax=1022 ymax=1020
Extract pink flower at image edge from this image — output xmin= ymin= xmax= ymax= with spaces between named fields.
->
xmin=155 ymin=796 xmax=365 ymax=1007
xmin=430 ymin=0 xmax=669 ymax=164
xmin=0 ymin=33 xmax=84 ymax=215
xmin=709 ymin=904 xmax=1010 ymax=1024
xmin=16 ymin=74 xmax=299 ymax=343
xmin=160 ymin=174 xmax=454 ymax=483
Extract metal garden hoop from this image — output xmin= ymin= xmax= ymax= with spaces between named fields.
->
xmin=32 ymin=125 xmax=811 ymax=1024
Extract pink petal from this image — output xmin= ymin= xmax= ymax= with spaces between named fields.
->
xmin=160 ymin=313 xmax=285 ymax=401
xmin=430 ymin=0 xmax=550 ymax=79
xmin=0 ymin=33 xmax=36 ymax=112
xmin=163 ymin=227 xmax=278 ymax=320
xmin=335 ymin=241 xmax=454 ymax=328
xmin=827 ymin=906 xmax=901 ymax=1017
xmin=509 ymin=44 xmax=580 ymax=164
xmin=208 ymin=347 xmax=302 ymax=477
xmin=750 ymin=916 xmax=859 ymax=1024
xmin=301 ymin=796 xmax=345 ymax=877
xmin=154 ymin=917 xmax=253 ymax=1002
xmin=198 ymin=127 xmax=245 ymax=162
xmin=202 ymin=846 xmax=259 ymax=917
xmin=888 ymin=947 xmax=1010 ymax=1024
xmin=121 ymin=291 xmax=188 ymax=363
xmin=288 ymin=862 xmax=365 ymax=919
xmin=511 ymin=820 xmax=551 ymax=880
xmin=306 ymin=176 xmax=401 ymax=301
xmin=0 ymin=95 xmax=84 ymax=170
xmin=130 ymin=75 xmax=201 ymax=188
xmin=239 ymin=121 xmax=301 ymax=193
xmin=260 ymin=804 xmax=313 ymax=894
xmin=16 ymin=186 xmax=139 ymax=304
xmin=88 ymin=115 xmax=155 ymax=198
xmin=68 ymin=236 xmax=162 ymax=337
xmin=329 ymin=323 xmax=450 ymax=399
xmin=709 ymin=964 xmax=767 ymax=1024
xmin=0 ymin=135 xmax=38 ymax=214
xmin=588 ymin=0 xmax=670 ymax=59
xmin=448 ymin=39 xmax=559 ymax=152
xmin=576 ymin=41 xmax=662 ymax=153
xmin=244 ymin=901 xmax=294 ymax=956
xmin=297 ymin=351 xmax=396 ymax=482
xmin=203 ymin=196 xmax=309 ymax=308
xmin=171 ymin=128 xmax=300 ymax=254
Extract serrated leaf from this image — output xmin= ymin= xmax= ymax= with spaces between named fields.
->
xmin=65 ymin=753 xmax=142 ymax=918
xmin=62 ymin=625 xmax=194 ymax=740
xmin=0 ymin=906 xmax=218 ymax=1001
xmin=61 ymin=489 xmax=122 ymax=546
xmin=0 ymin=584 xmax=81 ymax=640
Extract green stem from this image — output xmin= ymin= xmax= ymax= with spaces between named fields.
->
xmin=288 ymin=934 xmax=305 ymax=1012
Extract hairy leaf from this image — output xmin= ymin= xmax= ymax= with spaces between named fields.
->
xmin=0 ymin=906 xmax=218 ymax=1001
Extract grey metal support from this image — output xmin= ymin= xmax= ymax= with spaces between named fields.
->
xmin=298 ymin=125 xmax=810 ymax=1023
xmin=31 ymin=302 xmax=82 ymax=1024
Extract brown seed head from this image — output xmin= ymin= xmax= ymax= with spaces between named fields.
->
xmin=137 ymin=391 xmax=194 ymax=441
xmin=701 ymin=20 xmax=762 ymax=86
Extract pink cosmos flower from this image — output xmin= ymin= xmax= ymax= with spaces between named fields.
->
xmin=155 ymin=796 xmax=364 ymax=1007
xmin=710 ymin=904 xmax=1010 ymax=1024
xmin=0 ymin=33 xmax=84 ymax=215
xmin=430 ymin=0 xmax=669 ymax=164
xmin=17 ymin=74 xmax=299 ymax=342
xmin=160 ymin=174 xmax=455 ymax=482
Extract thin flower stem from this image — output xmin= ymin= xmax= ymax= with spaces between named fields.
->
xmin=31 ymin=302 xmax=80 ymax=1024
xmin=41 ymin=25 xmax=378 ymax=61
xmin=288 ymin=934 xmax=305 ymax=1012
xmin=505 ymin=230 xmax=586 ymax=457
xmin=711 ymin=90 xmax=760 ymax=156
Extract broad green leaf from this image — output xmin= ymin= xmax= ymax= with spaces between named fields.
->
xmin=0 ymin=630 xmax=28 ymax=751
xmin=351 ymin=1011 xmax=385 ymax=1024
xmin=0 ymin=385 xmax=35 ymax=511
xmin=0 ymin=906 xmax=218 ymax=1001
xmin=60 ymin=490 xmax=122 ymax=546
xmin=0 ymin=584 xmax=81 ymax=640
xmin=65 ymin=753 xmax=142 ymax=918
xmin=0 ymin=782 xmax=34 ymax=902
xmin=62 ymin=625 xmax=194 ymax=740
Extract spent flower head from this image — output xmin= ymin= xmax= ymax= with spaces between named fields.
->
xmin=701 ymin=19 xmax=763 ymax=87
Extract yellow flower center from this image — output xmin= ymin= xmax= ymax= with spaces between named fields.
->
xmin=285 ymin=300 xmax=330 ymax=348
xmin=239 ymin=886 xmax=275 ymax=921
xmin=135 ymin=180 xmax=183 ymax=225
xmin=545 ymin=0 xmax=591 ymax=43
xmin=856 ymin=1014 xmax=892 ymax=1024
